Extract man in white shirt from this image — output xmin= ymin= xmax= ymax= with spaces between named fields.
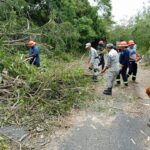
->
xmin=85 ymin=43 xmax=100 ymax=81
xmin=101 ymin=43 xmax=120 ymax=95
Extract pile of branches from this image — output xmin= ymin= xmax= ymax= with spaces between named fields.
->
xmin=0 ymin=62 xmax=90 ymax=129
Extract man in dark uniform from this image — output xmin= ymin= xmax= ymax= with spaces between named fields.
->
xmin=116 ymin=41 xmax=130 ymax=86
xmin=97 ymin=40 xmax=105 ymax=70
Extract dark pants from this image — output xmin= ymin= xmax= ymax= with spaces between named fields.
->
xmin=98 ymin=55 xmax=105 ymax=69
xmin=116 ymin=66 xmax=128 ymax=86
xmin=127 ymin=61 xmax=137 ymax=81
xmin=30 ymin=59 xmax=40 ymax=67
xmin=33 ymin=62 xmax=40 ymax=67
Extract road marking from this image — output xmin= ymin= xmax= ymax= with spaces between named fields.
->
xmin=90 ymin=124 xmax=97 ymax=130
xmin=130 ymin=138 xmax=136 ymax=145
xmin=140 ymin=130 xmax=146 ymax=136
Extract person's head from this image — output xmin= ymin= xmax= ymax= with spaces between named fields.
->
xmin=106 ymin=43 xmax=114 ymax=52
xmin=128 ymin=40 xmax=135 ymax=48
xmin=85 ymin=43 xmax=91 ymax=50
xmin=28 ymin=41 xmax=36 ymax=48
xmin=118 ymin=41 xmax=128 ymax=50
xmin=98 ymin=40 xmax=104 ymax=45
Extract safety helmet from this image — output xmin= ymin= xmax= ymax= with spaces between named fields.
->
xmin=106 ymin=43 xmax=114 ymax=48
xmin=128 ymin=40 xmax=135 ymax=46
xmin=118 ymin=41 xmax=128 ymax=47
xmin=28 ymin=41 xmax=36 ymax=47
xmin=85 ymin=43 xmax=91 ymax=49
xmin=98 ymin=40 xmax=104 ymax=45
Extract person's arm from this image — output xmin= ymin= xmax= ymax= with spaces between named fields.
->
xmin=101 ymin=54 xmax=111 ymax=73
xmin=98 ymin=49 xmax=107 ymax=55
xmin=101 ymin=66 xmax=109 ymax=73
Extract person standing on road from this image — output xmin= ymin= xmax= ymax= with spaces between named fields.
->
xmin=101 ymin=43 xmax=120 ymax=95
xmin=127 ymin=40 xmax=137 ymax=81
xmin=85 ymin=43 xmax=100 ymax=82
xmin=116 ymin=41 xmax=130 ymax=86
xmin=97 ymin=40 xmax=105 ymax=70
xmin=27 ymin=41 xmax=40 ymax=67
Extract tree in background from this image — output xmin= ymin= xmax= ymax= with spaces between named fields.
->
xmin=0 ymin=0 xmax=112 ymax=52
xmin=108 ymin=6 xmax=150 ymax=54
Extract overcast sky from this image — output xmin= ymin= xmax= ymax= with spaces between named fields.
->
xmin=89 ymin=0 xmax=150 ymax=23
xmin=112 ymin=0 xmax=150 ymax=23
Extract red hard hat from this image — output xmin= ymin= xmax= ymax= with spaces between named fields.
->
xmin=98 ymin=40 xmax=104 ymax=44
xmin=118 ymin=41 xmax=128 ymax=47
xmin=128 ymin=40 xmax=135 ymax=46
xmin=28 ymin=41 xmax=36 ymax=47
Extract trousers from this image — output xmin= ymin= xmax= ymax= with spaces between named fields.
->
xmin=116 ymin=66 xmax=128 ymax=85
xmin=106 ymin=70 xmax=119 ymax=88
xmin=127 ymin=61 xmax=137 ymax=81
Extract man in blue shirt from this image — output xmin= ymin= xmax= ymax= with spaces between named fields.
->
xmin=116 ymin=41 xmax=130 ymax=86
xmin=27 ymin=41 xmax=40 ymax=67
xmin=127 ymin=40 xmax=137 ymax=81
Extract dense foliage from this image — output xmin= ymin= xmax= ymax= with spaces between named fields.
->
xmin=0 ymin=0 xmax=112 ymax=128
xmin=108 ymin=7 xmax=150 ymax=54
xmin=0 ymin=0 xmax=112 ymax=52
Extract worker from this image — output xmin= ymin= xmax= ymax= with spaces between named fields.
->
xmin=101 ymin=43 xmax=119 ymax=95
xmin=27 ymin=41 xmax=40 ymax=67
xmin=85 ymin=42 xmax=100 ymax=82
xmin=116 ymin=41 xmax=130 ymax=86
xmin=127 ymin=40 xmax=137 ymax=81
xmin=97 ymin=40 xmax=105 ymax=70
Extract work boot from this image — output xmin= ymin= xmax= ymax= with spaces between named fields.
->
xmin=103 ymin=88 xmax=112 ymax=96
xmin=124 ymin=83 xmax=128 ymax=86
xmin=132 ymin=76 xmax=136 ymax=81
xmin=116 ymin=81 xmax=121 ymax=86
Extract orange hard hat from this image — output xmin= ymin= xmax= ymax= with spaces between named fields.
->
xmin=98 ymin=40 xmax=104 ymax=45
xmin=118 ymin=41 xmax=128 ymax=47
xmin=28 ymin=41 xmax=36 ymax=47
xmin=128 ymin=40 xmax=135 ymax=46
xmin=146 ymin=86 xmax=150 ymax=98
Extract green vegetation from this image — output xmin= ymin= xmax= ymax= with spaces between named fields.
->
xmin=0 ymin=52 xmax=92 ymax=127
xmin=0 ymin=0 xmax=112 ymax=51
xmin=0 ymin=135 xmax=10 ymax=150
xmin=108 ymin=6 xmax=150 ymax=54
xmin=0 ymin=0 xmax=112 ymax=128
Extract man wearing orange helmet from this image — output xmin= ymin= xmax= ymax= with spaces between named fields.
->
xmin=27 ymin=41 xmax=40 ymax=67
xmin=127 ymin=40 xmax=137 ymax=81
xmin=116 ymin=41 xmax=130 ymax=86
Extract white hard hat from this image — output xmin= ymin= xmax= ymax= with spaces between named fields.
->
xmin=85 ymin=43 xmax=91 ymax=48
